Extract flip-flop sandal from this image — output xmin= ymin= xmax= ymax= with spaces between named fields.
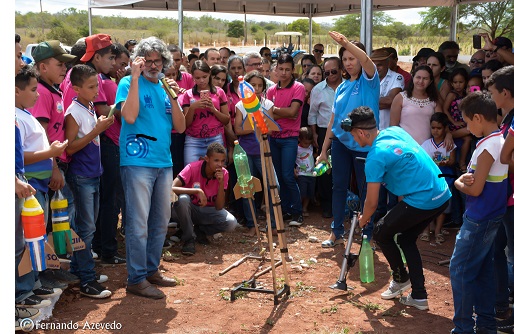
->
xmin=321 ymin=239 xmax=335 ymax=248
xmin=419 ymin=233 xmax=430 ymax=242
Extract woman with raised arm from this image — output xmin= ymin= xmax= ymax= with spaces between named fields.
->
xmin=316 ymin=31 xmax=380 ymax=248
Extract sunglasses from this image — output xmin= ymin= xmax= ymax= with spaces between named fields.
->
xmin=324 ymin=69 xmax=339 ymax=76
xmin=313 ymin=49 xmax=324 ymax=53
xmin=470 ymin=58 xmax=484 ymax=65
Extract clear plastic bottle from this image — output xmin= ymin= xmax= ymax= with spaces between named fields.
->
xmin=233 ymin=140 xmax=253 ymax=194
xmin=359 ymin=235 xmax=375 ymax=283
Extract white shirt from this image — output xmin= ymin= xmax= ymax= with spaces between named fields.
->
xmin=308 ymin=79 xmax=341 ymax=128
xmin=379 ymin=69 xmax=404 ymax=130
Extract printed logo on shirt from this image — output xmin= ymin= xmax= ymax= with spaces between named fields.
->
xmin=125 ymin=134 xmax=150 ymax=158
xmin=393 ymin=147 xmax=403 ymax=155
xmin=144 ymin=94 xmax=154 ymax=109
xmin=165 ymin=97 xmax=171 ymax=114
xmin=56 ymin=101 xmax=64 ymax=113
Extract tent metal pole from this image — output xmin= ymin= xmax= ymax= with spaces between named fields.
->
xmin=308 ymin=4 xmax=313 ymax=53
xmin=178 ymin=0 xmax=184 ymax=52
xmin=360 ymin=0 xmax=373 ymax=54
xmin=88 ymin=0 xmax=92 ymax=36
xmin=449 ymin=2 xmax=458 ymax=41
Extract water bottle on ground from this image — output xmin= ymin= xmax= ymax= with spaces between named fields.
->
xmin=359 ymin=235 xmax=375 ymax=283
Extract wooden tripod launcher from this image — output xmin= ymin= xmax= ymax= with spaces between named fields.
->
xmin=218 ymin=105 xmax=291 ymax=305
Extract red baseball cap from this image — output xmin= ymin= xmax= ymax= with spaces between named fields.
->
xmin=81 ymin=34 xmax=112 ymax=62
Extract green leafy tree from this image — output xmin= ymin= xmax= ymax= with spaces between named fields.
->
xmin=382 ymin=22 xmax=413 ymax=40
xmin=332 ymin=12 xmax=392 ymax=38
xmin=205 ymin=27 xmax=217 ymax=43
xmin=420 ymin=2 xmax=513 ymax=38
xmin=287 ymin=19 xmax=320 ymax=35
xmin=227 ymin=20 xmax=244 ymax=38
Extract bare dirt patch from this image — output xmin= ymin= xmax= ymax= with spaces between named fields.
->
xmin=31 ymin=205 xmax=456 ymax=334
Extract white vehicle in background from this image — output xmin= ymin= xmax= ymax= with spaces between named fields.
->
xmin=23 ymin=42 xmax=72 ymax=63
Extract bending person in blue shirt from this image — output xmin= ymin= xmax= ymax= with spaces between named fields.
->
xmin=346 ymin=106 xmax=451 ymax=311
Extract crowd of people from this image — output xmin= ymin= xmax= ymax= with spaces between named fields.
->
xmin=14 ymin=29 xmax=514 ymax=333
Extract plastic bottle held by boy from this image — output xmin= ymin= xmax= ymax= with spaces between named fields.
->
xmin=233 ymin=140 xmax=253 ymax=194
xmin=50 ymin=190 xmax=72 ymax=256
xmin=359 ymin=235 xmax=375 ymax=283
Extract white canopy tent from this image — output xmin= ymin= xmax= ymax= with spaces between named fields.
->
xmin=88 ymin=0 xmax=497 ymax=54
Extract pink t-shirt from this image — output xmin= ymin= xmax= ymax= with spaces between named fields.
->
xmin=177 ymin=71 xmax=195 ymax=91
xmin=28 ymin=81 xmax=68 ymax=161
xmin=226 ymin=85 xmax=240 ymax=127
xmin=179 ymin=86 xmax=228 ymax=138
xmin=267 ymin=80 xmax=305 ymax=138
xmin=177 ymin=160 xmax=229 ymax=207
xmin=398 ymin=91 xmax=437 ymax=145
xmin=60 ymin=69 xmax=107 ymax=115
xmin=101 ymin=75 xmax=121 ymax=146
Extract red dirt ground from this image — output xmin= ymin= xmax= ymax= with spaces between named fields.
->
xmin=29 ymin=202 xmax=457 ymax=334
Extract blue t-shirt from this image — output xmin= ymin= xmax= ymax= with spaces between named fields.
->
xmin=116 ymin=75 xmax=173 ymax=168
xmin=332 ymin=67 xmax=380 ymax=152
xmin=365 ymin=126 xmax=451 ymax=210
xmin=15 ymin=121 xmax=24 ymax=175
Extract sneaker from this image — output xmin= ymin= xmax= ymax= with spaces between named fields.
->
xmin=80 ymin=281 xmax=112 ymax=299
xmin=398 ymin=293 xmax=429 ymax=310
xmin=101 ymin=255 xmax=126 ymax=265
xmin=181 ymin=241 xmax=196 ymax=256
xmin=16 ymin=295 xmax=51 ymax=308
xmin=91 ymin=250 xmax=99 ymax=259
xmin=381 ymin=280 xmax=411 ymax=300
xmin=169 ymin=235 xmax=181 ymax=243
xmin=39 ymin=273 xmax=68 ymax=290
xmin=289 ymin=214 xmax=304 ymax=227
xmin=48 ymin=268 xmax=80 ymax=285
xmin=282 ymin=213 xmax=293 ymax=222
xmin=33 ymin=286 xmax=62 ymax=298
xmin=96 ymin=274 xmax=108 ymax=284
xmin=162 ymin=239 xmax=173 ymax=251
xmin=497 ymin=316 xmax=514 ymax=333
xmin=16 ymin=307 xmax=40 ymax=319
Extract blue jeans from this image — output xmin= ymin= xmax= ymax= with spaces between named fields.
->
xmin=241 ymin=154 xmax=277 ymax=228
xmin=269 ymin=136 xmax=302 ymax=216
xmin=121 ymin=166 xmax=172 ymax=286
xmin=66 ymin=174 xmax=100 ymax=285
xmin=331 ymin=139 xmax=368 ymax=240
xmin=450 ymin=213 xmax=502 ymax=334
xmin=184 ymin=134 xmax=223 ymax=166
xmin=93 ymin=135 xmax=125 ymax=259
xmin=172 ymin=195 xmax=238 ymax=243
xmin=495 ymin=205 xmax=514 ymax=312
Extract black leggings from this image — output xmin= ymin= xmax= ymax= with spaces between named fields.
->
xmin=373 ymin=199 xmax=449 ymax=299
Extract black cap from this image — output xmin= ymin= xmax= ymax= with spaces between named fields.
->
xmin=413 ymin=48 xmax=435 ymax=62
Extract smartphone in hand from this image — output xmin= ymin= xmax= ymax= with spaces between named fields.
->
xmin=473 ymin=35 xmax=482 ymax=49
xmin=200 ymin=90 xmax=210 ymax=100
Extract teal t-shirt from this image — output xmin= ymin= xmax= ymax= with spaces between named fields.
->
xmin=332 ymin=67 xmax=380 ymax=152
xmin=365 ymin=126 xmax=451 ymax=210
xmin=116 ymin=75 xmax=173 ymax=168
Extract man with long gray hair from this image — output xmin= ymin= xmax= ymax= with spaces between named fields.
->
xmin=115 ymin=36 xmax=186 ymax=299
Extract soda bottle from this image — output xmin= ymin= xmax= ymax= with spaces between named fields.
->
xmin=233 ymin=140 xmax=253 ymax=195
xmin=313 ymin=161 xmax=330 ymax=177
xmin=50 ymin=190 xmax=72 ymax=256
xmin=359 ymin=235 xmax=375 ymax=283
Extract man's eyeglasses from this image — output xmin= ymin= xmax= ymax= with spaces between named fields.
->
xmin=470 ymin=58 xmax=484 ymax=65
xmin=313 ymin=49 xmax=324 ymax=53
xmin=247 ymin=61 xmax=262 ymax=67
xmin=324 ymin=69 xmax=339 ymax=76
xmin=145 ymin=59 xmax=163 ymax=67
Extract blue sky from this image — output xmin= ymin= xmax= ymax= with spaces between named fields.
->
xmin=15 ymin=0 xmax=425 ymax=25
